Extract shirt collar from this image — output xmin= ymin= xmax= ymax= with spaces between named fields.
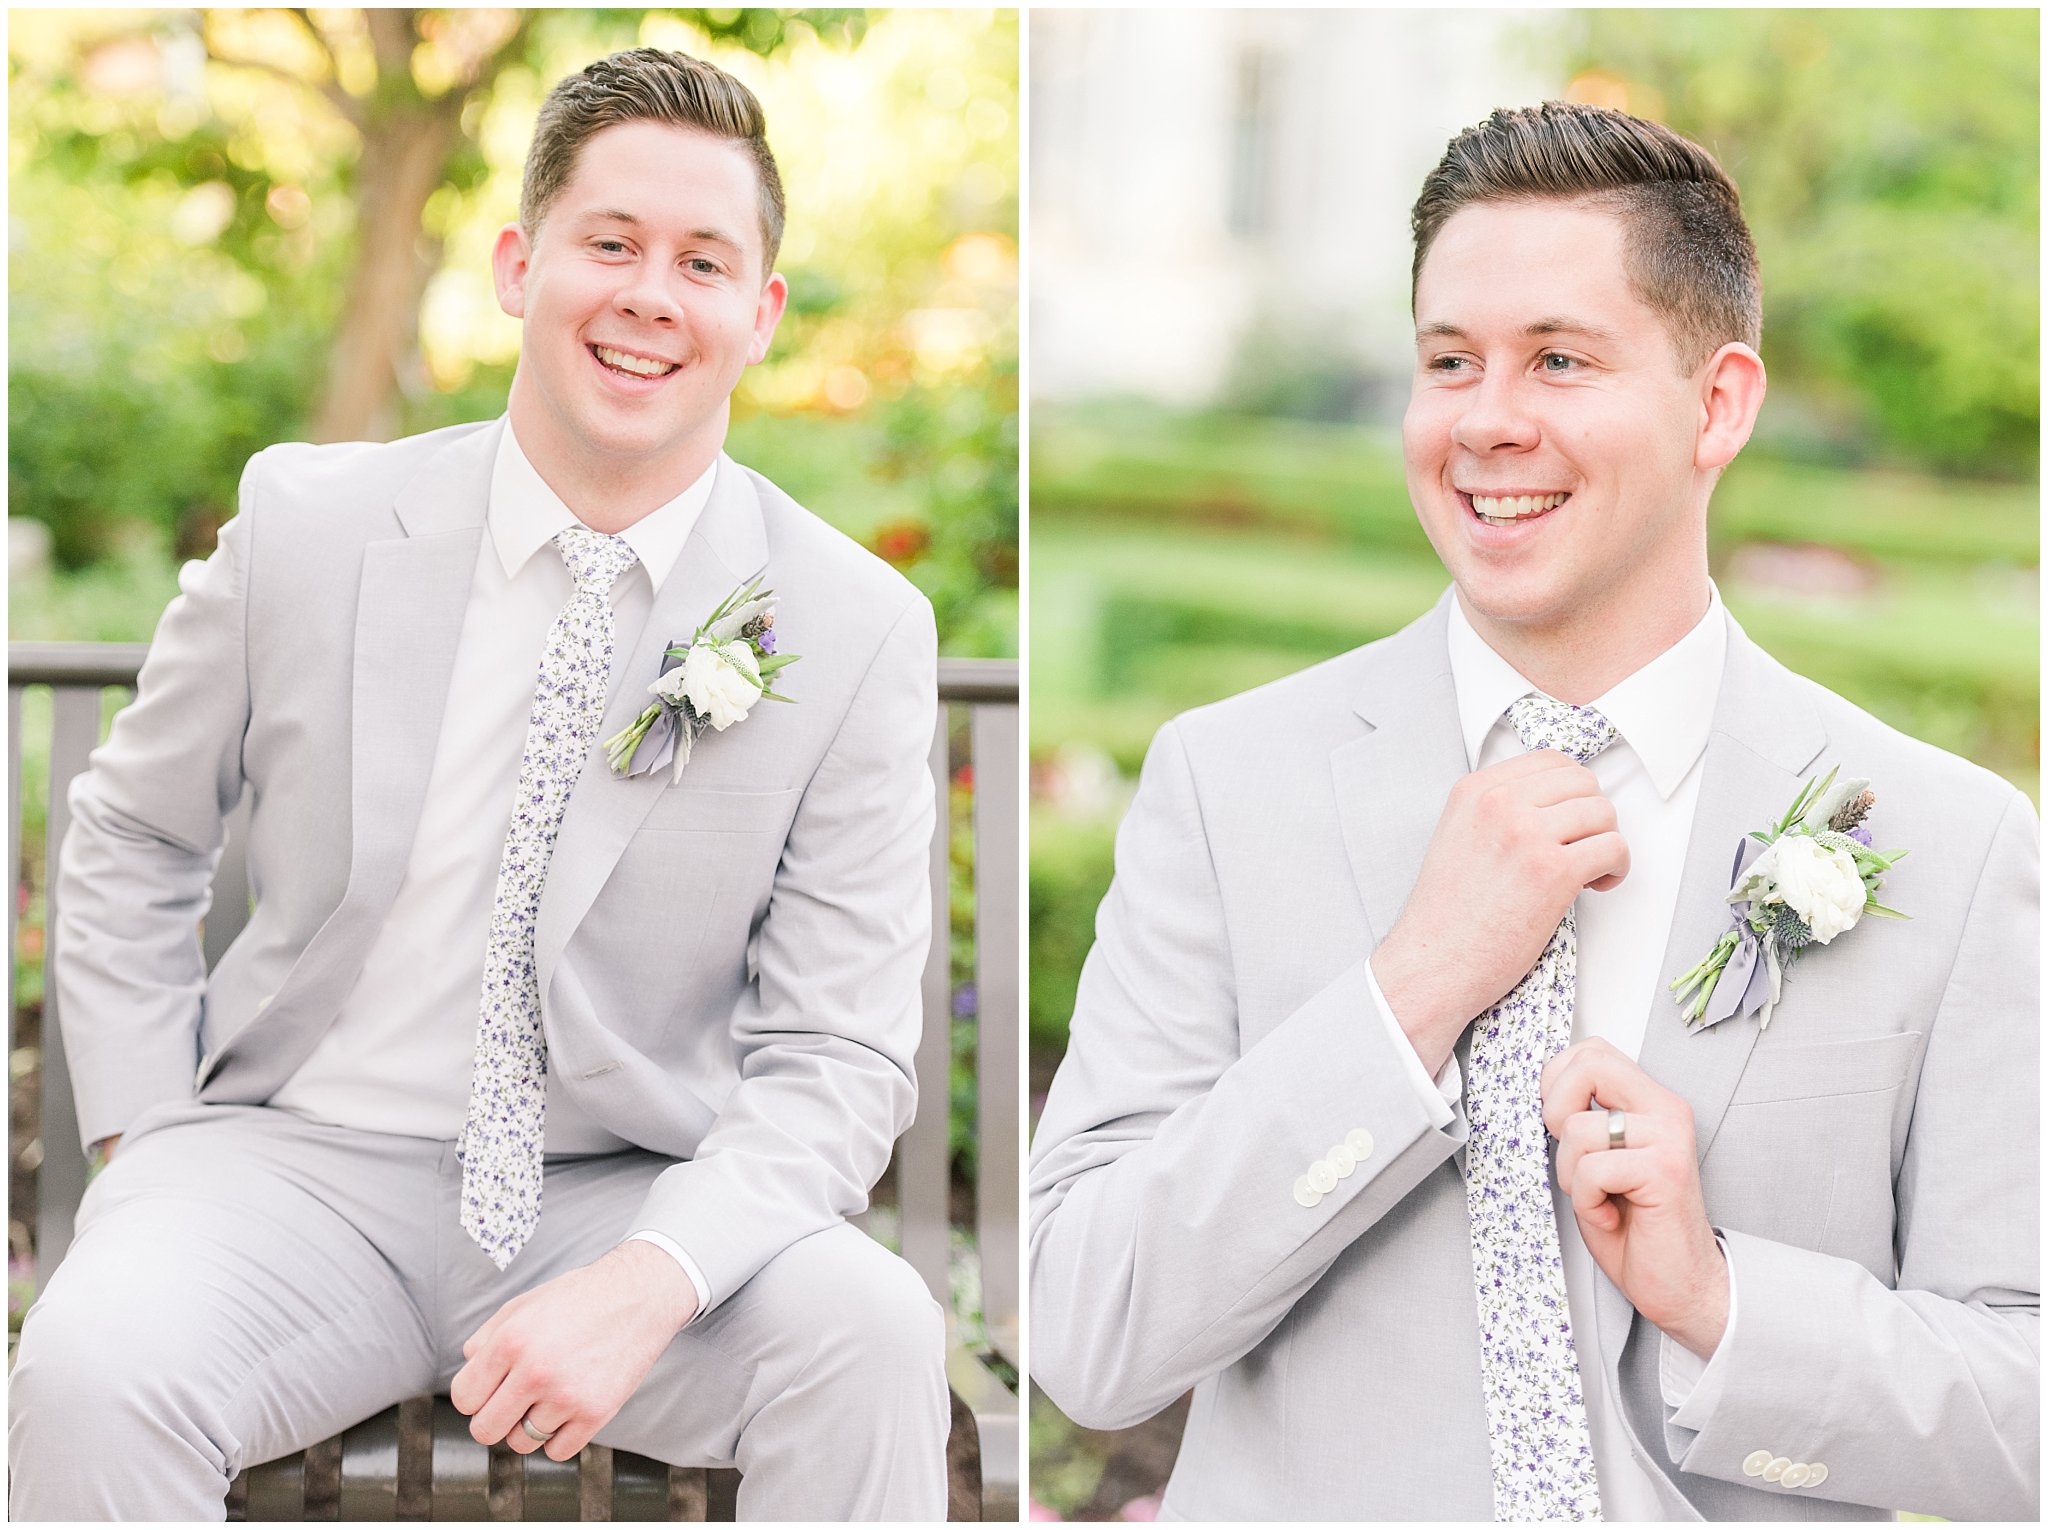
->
xmin=1444 ymin=584 xmax=1729 ymax=799
xmin=489 ymin=418 xmax=718 ymax=595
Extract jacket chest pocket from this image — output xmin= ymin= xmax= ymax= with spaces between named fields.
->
xmin=1705 ymin=1029 xmax=1922 ymax=1260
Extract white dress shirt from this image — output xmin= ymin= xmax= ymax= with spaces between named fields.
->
xmin=269 ymin=419 xmax=716 ymax=1312
xmin=1366 ymin=586 xmax=1740 ymax=1520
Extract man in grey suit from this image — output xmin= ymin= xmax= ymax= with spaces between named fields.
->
xmin=12 ymin=48 xmax=948 ymax=1520
xmin=1029 ymin=103 xmax=2037 ymax=1521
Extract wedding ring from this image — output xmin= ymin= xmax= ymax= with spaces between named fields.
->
xmin=520 ymin=1415 xmax=558 ymax=1444
xmin=1607 ymin=1109 xmax=1628 ymax=1151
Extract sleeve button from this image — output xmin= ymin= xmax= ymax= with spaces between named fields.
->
xmin=1293 ymin=1176 xmax=1324 ymax=1209
xmin=1741 ymin=1449 xmax=1773 ymax=1477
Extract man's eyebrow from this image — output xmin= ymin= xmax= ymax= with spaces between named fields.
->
xmin=1525 ymin=315 xmax=1623 ymax=342
xmin=1414 ymin=316 xmax=1624 ymax=344
xmin=573 ymin=210 xmax=743 ymax=250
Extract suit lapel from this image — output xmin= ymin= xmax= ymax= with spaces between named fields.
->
xmin=199 ymin=424 xmax=494 ymax=1094
xmin=1331 ymin=592 xmax=1468 ymax=952
xmin=534 ymin=459 xmax=770 ymax=993
xmin=1593 ymin=611 xmax=1829 ymax=1366
xmin=345 ymin=424 xmax=497 ymax=918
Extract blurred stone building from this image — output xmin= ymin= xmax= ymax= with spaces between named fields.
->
xmin=1031 ymin=9 xmax=1558 ymax=416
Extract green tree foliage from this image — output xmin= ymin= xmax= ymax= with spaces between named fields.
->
xmin=10 ymin=8 xmax=1017 ymax=658
xmin=1561 ymin=8 xmax=2039 ymax=478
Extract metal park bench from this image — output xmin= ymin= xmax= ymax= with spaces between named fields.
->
xmin=8 ymin=644 xmax=1020 ymax=1521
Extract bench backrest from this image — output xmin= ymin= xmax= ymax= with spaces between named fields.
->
xmin=8 ymin=643 xmax=1019 ymax=1370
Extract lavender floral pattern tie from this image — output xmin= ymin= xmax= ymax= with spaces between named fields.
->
xmin=459 ymin=526 xmax=639 ymax=1270
xmin=1465 ymin=694 xmax=1618 ymax=1521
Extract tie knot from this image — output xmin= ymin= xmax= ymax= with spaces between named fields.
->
xmin=1507 ymin=694 xmax=1617 ymax=765
xmin=554 ymin=526 xmax=638 ymax=595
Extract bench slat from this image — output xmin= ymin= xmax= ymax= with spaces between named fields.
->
xmin=972 ymin=701 xmax=1021 ymax=1368
xmin=36 ymin=686 xmax=102 ymax=1272
xmin=902 ymin=712 xmax=956 ymax=1304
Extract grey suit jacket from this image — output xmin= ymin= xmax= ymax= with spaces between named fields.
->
xmin=1029 ymin=593 xmax=2038 ymax=1521
xmin=55 ymin=417 xmax=938 ymax=1309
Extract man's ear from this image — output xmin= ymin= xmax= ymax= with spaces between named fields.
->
xmin=492 ymin=223 xmax=533 ymax=320
xmin=746 ymin=272 xmax=790 ymax=366
xmin=1696 ymin=342 xmax=1767 ymax=472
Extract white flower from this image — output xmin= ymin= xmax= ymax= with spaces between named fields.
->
xmin=1747 ymin=834 xmax=1868 ymax=944
xmin=676 ymin=640 xmax=761 ymax=731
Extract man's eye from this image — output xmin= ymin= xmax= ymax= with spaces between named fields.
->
xmin=595 ymin=239 xmax=629 ymax=254
xmin=687 ymin=257 xmax=721 ymax=275
xmin=1539 ymin=352 xmax=1581 ymax=372
xmin=1426 ymin=355 xmax=1470 ymax=373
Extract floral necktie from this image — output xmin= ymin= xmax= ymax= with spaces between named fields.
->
xmin=1465 ymin=693 xmax=1618 ymax=1521
xmin=459 ymin=526 xmax=639 ymax=1270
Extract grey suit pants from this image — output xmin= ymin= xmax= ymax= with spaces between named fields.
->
xmin=9 ymin=1100 xmax=949 ymax=1521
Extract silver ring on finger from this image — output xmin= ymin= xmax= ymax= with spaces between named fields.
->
xmin=520 ymin=1414 xmax=557 ymax=1444
xmin=1607 ymin=1108 xmax=1628 ymax=1151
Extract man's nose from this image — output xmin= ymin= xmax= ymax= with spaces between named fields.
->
xmin=1449 ymin=370 xmax=1540 ymax=454
xmin=613 ymin=265 xmax=683 ymax=325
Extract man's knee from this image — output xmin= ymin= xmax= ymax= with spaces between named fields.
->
xmin=14 ymin=1278 xmax=214 ymax=1429
xmin=738 ymin=1227 xmax=946 ymax=1395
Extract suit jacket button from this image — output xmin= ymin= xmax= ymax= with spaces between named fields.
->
xmin=1345 ymin=1127 xmax=1375 ymax=1159
xmin=1779 ymin=1464 xmax=1810 ymax=1489
xmin=1741 ymin=1449 xmax=1773 ymax=1477
xmin=1762 ymin=1457 xmax=1791 ymax=1483
xmin=1327 ymin=1145 xmax=1357 ymax=1177
xmin=1307 ymin=1160 xmax=1339 ymax=1194
xmin=1802 ymin=1464 xmax=1827 ymax=1488
xmin=1293 ymin=1176 xmax=1323 ymax=1209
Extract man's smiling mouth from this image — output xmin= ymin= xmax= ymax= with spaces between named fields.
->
xmin=1461 ymin=490 xmax=1571 ymax=526
xmin=590 ymin=344 xmax=679 ymax=379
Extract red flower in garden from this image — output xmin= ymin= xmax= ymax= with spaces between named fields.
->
xmin=872 ymin=520 xmax=931 ymax=565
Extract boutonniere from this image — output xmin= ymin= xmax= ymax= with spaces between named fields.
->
xmin=1670 ymin=766 xmax=1908 ymax=1031
xmin=602 ymin=579 xmax=801 ymax=782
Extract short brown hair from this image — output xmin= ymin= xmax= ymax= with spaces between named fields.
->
xmin=1411 ymin=102 xmax=1760 ymax=371
xmin=522 ymin=47 xmax=785 ymax=274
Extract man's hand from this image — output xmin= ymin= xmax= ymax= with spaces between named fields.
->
xmin=1374 ymin=751 xmax=1629 ymax=1073
xmin=451 ymin=1240 xmax=701 ymax=1461
xmin=1542 ymin=1037 xmax=1729 ymax=1359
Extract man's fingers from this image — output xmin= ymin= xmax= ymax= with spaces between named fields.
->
xmin=468 ymin=1364 xmax=541 ymax=1449
xmin=1540 ymin=1037 xmax=1660 ymax=1134
xmin=1512 ymin=755 xmax=1604 ymax=809
xmin=1569 ymin=1145 xmax=1650 ymax=1224
xmin=1562 ymin=829 xmax=1630 ymax=892
xmin=542 ymin=1412 xmax=604 ymax=1464
xmin=1554 ymin=1107 xmax=1661 ymax=1193
xmin=450 ymin=1347 xmax=512 ymax=1418
xmin=505 ymin=1397 xmax=575 ymax=1458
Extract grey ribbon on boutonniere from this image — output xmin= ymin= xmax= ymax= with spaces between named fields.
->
xmin=1693 ymin=838 xmax=1773 ymax=1032
xmin=618 ymin=647 xmax=691 ymax=779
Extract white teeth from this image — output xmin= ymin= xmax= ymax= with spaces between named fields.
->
xmin=1470 ymin=491 xmax=1568 ymax=521
xmin=594 ymin=345 xmax=677 ymax=377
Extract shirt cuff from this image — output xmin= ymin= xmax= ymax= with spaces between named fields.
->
xmin=624 ymin=1229 xmax=711 ymax=1325
xmin=1365 ymin=954 xmax=1462 ymax=1129
xmin=1662 ymin=1231 xmax=1738 ymax=1425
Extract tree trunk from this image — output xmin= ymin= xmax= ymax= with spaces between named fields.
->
xmin=309 ymin=97 xmax=464 ymax=444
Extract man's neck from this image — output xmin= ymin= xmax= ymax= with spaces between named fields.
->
xmin=1457 ymin=581 xmax=1714 ymax=704
xmin=507 ymin=402 xmax=725 ymax=534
